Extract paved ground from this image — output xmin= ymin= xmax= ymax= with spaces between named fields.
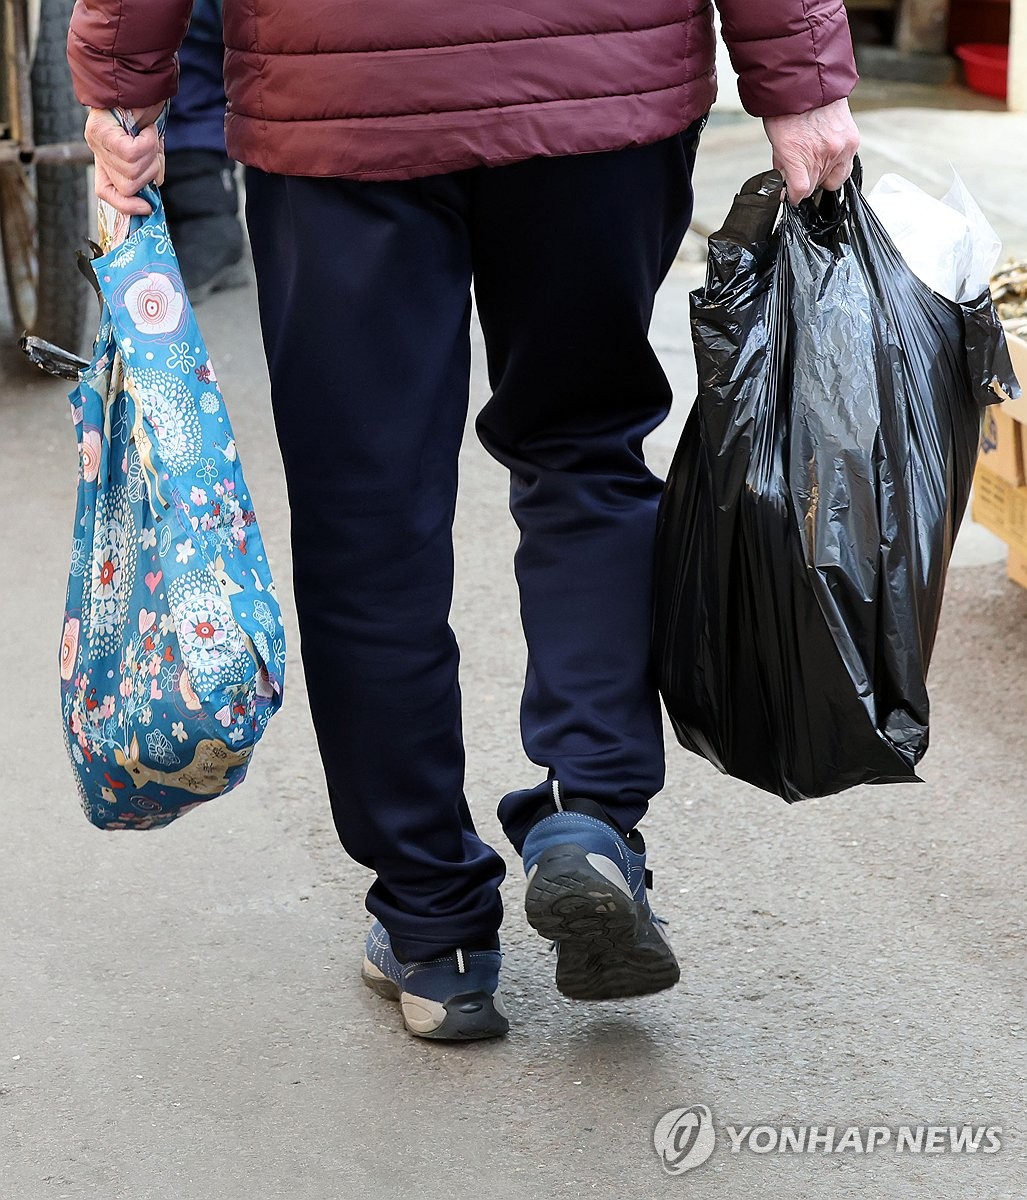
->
xmin=1 ymin=95 xmax=1025 ymax=1200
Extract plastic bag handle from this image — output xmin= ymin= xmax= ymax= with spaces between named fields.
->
xmin=710 ymin=158 xmax=866 ymax=252
xmin=782 ymin=156 xmax=867 ymax=253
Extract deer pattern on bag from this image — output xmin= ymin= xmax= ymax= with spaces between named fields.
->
xmin=114 ymin=732 xmax=252 ymax=793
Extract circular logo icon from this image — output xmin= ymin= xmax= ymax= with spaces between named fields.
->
xmin=653 ymin=1104 xmax=716 ymax=1176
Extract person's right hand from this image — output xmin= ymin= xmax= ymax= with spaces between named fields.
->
xmin=84 ymin=103 xmax=168 ymax=216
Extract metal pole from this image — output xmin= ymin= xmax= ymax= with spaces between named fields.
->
xmin=7 ymin=0 xmax=33 ymax=150
xmin=0 ymin=141 xmax=95 ymax=165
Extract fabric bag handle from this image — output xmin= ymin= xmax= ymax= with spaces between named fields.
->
xmin=97 ymin=105 xmax=169 ymax=253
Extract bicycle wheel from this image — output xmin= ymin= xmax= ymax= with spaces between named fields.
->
xmin=0 ymin=0 xmax=91 ymax=353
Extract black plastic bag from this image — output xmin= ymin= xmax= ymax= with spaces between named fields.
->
xmin=653 ymin=166 xmax=1020 ymax=803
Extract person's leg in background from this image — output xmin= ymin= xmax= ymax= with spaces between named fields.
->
xmin=163 ymin=0 xmax=245 ymax=299
xmin=244 ymin=168 xmax=509 ymax=1038
xmin=472 ymin=123 xmax=704 ymax=999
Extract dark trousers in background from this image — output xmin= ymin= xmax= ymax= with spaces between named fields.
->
xmin=244 ymin=125 xmax=702 ymax=960
xmin=164 ymin=0 xmax=226 ymax=155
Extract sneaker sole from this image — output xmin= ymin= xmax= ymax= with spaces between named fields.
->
xmin=524 ymin=845 xmax=680 ymax=1001
xmin=360 ymin=958 xmax=510 ymax=1041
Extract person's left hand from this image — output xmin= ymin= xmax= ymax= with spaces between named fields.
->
xmin=762 ymin=97 xmax=861 ymax=206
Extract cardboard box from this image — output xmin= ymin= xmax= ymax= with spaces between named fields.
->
xmin=979 ymin=405 xmax=1025 ymax=486
xmin=1008 ymin=548 xmax=1027 ymax=592
xmin=1002 ymin=331 xmax=1027 ymax=424
xmin=973 ymin=325 xmax=1027 ymax=589
xmin=972 ymin=461 xmax=1027 ymax=557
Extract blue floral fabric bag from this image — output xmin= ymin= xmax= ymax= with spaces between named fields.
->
xmin=48 ymin=148 xmax=285 ymax=829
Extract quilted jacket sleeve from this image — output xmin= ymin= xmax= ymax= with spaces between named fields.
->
xmin=67 ymin=0 xmax=194 ymax=107
xmin=716 ymin=0 xmax=859 ymax=117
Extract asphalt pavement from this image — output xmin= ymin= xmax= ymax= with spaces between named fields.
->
xmin=1 ymin=97 xmax=1025 ymax=1200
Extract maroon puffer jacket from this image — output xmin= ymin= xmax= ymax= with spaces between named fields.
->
xmin=68 ymin=0 xmax=857 ymax=181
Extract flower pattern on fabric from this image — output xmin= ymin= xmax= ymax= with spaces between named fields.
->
xmin=110 ymin=244 xmax=137 ymax=270
xmin=166 ymin=341 xmax=196 ymax=374
xmin=60 ymin=618 xmax=80 ymax=681
xmin=128 ymin=367 xmax=202 ymax=474
xmin=110 ymin=407 xmax=131 ymax=447
xmin=196 ymin=457 xmax=218 ymax=486
xmin=86 ymin=485 xmax=137 ymax=656
xmin=69 ymin=537 xmax=87 ymax=577
xmin=80 ymin=427 xmax=102 ymax=483
xmin=167 ymin=572 xmax=252 ymax=695
xmin=125 ymin=444 xmax=148 ymax=502
xmin=181 ymin=609 xmax=227 ymax=657
xmin=252 ymin=630 xmax=270 ymax=665
xmin=146 ymin=728 xmax=178 ymax=767
xmin=195 ymin=358 xmax=217 ymax=386
xmin=252 ymin=599 xmax=277 ymax=637
xmin=60 ymin=181 xmax=285 ymax=831
xmin=141 ymin=222 xmax=175 ymax=257
xmin=123 ymin=272 xmax=185 ymax=337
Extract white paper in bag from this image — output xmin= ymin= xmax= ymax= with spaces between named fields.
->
xmin=867 ymin=171 xmax=1002 ymax=303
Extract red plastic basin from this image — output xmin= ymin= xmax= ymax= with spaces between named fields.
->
xmin=956 ymin=43 xmax=1009 ymax=100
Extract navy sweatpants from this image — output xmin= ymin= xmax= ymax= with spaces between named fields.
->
xmin=244 ymin=125 xmax=701 ymax=960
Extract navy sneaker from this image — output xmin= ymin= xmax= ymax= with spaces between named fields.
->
xmin=360 ymin=921 xmax=510 ymax=1040
xmin=521 ymin=783 xmax=680 ymax=1001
